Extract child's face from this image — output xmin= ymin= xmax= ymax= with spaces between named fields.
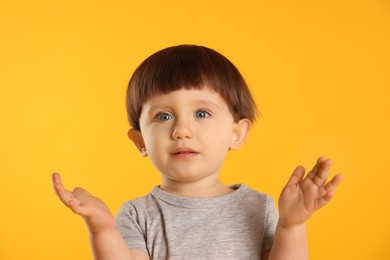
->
xmin=135 ymin=88 xmax=250 ymax=185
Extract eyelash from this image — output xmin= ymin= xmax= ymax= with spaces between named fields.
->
xmin=195 ymin=110 xmax=211 ymax=118
xmin=154 ymin=112 xmax=173 ymax=121
xmin=154 ymin=110 xmax=211 ymax=121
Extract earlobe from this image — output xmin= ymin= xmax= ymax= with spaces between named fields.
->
xmin=127 ymin=129 xmax=148 ymax=157
xmin=230 ymin=119 xmax=252 ymax=150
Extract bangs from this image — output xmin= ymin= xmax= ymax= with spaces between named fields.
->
xmin=126 ymin=45 xmax=257 ymax=130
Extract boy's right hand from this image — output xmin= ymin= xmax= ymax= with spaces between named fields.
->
xmin=52 ymin=173 xmax=115 ymax=235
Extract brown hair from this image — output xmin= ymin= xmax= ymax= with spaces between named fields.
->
xmin=126 ymin=44 xmax=258 ymax=130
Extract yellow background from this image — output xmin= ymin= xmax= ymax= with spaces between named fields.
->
xmin=1 ymin=0 xmax=389 ymax=259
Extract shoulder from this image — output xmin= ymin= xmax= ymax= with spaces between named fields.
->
xmin=235 ymin=184 xmax=278 ymax=220
xmin=116 ymin=188 xmax=162 ymax=220
xmin=115 ymin=191 xmax=162 ymax=228
xmin=239 ymin=184 xmax=275 ymax=205
xmin=118 ymin=191 xmax=158 ymax=214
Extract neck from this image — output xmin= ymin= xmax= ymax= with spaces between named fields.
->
xmin=160 ymin=176 xmax=233 ymax=198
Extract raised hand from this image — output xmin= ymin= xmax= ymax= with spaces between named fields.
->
xmin=278 ymin=157 xmax=343 ymax=229
xmin=52 ymin=173 xmax=115 ymax=234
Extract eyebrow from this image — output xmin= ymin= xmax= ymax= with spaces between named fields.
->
xmin=151 ymin=99 xmax=220 ymax=108
xmin=146 ymin=99 xmax=221 ymax=115
xmin=192 ymin=99 xmax=220 ymax=108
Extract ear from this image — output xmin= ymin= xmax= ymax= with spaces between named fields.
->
xmin=230 ymin=119 xmax=252 ymax=150
xmin=127 ymin=129 xmax=148 ymax=157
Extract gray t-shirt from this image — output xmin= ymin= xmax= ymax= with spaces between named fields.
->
xmin=115 ymin=184 xmax=278 ymax=260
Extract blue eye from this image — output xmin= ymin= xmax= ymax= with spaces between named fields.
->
xmin=195 ymin=110 xmax=210 ymax=118
xmin=156 ymin=113 xmax=172 ymax=121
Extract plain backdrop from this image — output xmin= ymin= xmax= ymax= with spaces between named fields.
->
xmin=1 ymin=0 xmax=389 ymax=259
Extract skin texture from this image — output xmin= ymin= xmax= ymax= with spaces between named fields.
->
xmin=267 ymin=157 xmax=343 ymax=260
xmin=130 ymin=88 xmax=252 ymax=198
xmin=53 ymin=88 xmax=343 ymax=260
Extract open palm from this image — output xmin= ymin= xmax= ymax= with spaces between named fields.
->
xmin=278 ymin=157 xmax=343 ymax=228
xmin=52 ymin=173 xmax=115 ymax=234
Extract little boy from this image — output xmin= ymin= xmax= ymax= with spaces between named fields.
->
xmin=53 ymin=45 xmax=343 ymax=260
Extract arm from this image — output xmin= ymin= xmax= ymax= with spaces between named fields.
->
xmin=52 ymin=173 xmax=150 ymax=260
xmin=265 ymin=157 xmax=343 ymax=260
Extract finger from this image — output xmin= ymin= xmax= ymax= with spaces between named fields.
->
xmin=286 ymin=166 xmax=306 ymax=186
xmin=317 ymin=174 xmax=344 ymax=208
xmin=324 ymin=174 xmax=344 ymax=195
xmin=73 ymin=186 xmax=89 ymax=193
xmin=52 ymin=173 xmax=74 ymax=206
xmin=306 ymin=157 xmax=325 ymax=180
xmin=67 ymin=192 xmax=94 ymax=217
xmin=52 ymin=173 xmax=66 ymax=196
xmin=52 ymin=172 xmax=62 ymax=186
xmin=312 ymin=159 xmax=332 ymax=187
xmin=67 ymin=199 xmax=85 ymax=215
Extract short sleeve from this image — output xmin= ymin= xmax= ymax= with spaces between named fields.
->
xmin=262 ymin=196 xmax=279 ymax=253
xmin=115 ymin=202 xmax=148 ymax=253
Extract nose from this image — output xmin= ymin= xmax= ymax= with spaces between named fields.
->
xmin=171 ymin=118 xmax=193 ymax=140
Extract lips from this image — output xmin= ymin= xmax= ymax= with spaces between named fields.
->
xmin=170 ymin=148 xmax=199 ymax=158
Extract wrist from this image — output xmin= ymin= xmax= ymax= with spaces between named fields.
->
xmin=84 ymin=215 xmax=116 ymax=235
xmin=88 ymin=225 xmax=118 ymax=238
xmin=277 ymin=220 xmax=306 ymax=232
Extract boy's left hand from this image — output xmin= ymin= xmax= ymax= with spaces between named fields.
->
xmin=278 ymin=157 xmax=343 ymax=229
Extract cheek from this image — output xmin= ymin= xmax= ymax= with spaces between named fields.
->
xmin=144 ymin=138 xmax=160 ymax=155
xmin=144 ymin=141 xmax=165 ymax=168
xmin=142 ymin=125 xmax=167 ymax=147
xmin=204 ymin=127 xmax=233 ymax=150
xmin=143 ymin=131 xmax=167 ymax=158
